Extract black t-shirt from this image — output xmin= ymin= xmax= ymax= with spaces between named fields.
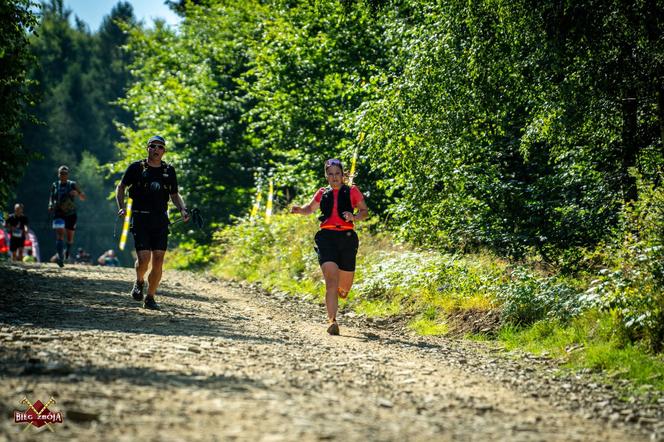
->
xmin=120 ymin=160 xmax=178 ymax=215
xmin=7 ymin=214 xmax=28 ymax=238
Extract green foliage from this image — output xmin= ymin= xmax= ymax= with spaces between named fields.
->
xmin=355 ymin=0 xmax=663 ymax=258
xmin=113 ymin=0 xmax=663 ymax=270
xmin=497 ymin=268 xmax=589 ymax=326
xmin=0 ymin=0 xmax=37 ymax=203
xmin=212 ymin=214 xmax=320 ymax=294
xmin=584 ymin=173 xmax=664 ymax=351
xmin=164 ymin=240 xmax=211 ymax=271
xmin=409 ymin=307 xmax=449 ymax=335
xmin=12 ymin=0 xmax=137 ymax=262
xmin=113 ymin=1 xmax=270 ymax=236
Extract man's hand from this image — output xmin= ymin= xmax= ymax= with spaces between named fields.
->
xmin=181 ymin=207 xmax=191 ymax=223
xmin=118 ymin=208 xmax=126 ymax=218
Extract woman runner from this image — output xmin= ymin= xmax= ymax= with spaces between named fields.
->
xmin=290 ymin=158 xmax=369 ymax=335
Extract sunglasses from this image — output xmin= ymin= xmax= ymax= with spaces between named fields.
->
xmin=148 ymin=143 xmax=165 ymax=150
xmin=59 ymin=171 xmax=69 ymax=175
xmin=325 ymin=158 xmax=343 ymax=168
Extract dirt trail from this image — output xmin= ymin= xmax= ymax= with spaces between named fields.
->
xmin=0 ymin=263 xmax=659 ymax=441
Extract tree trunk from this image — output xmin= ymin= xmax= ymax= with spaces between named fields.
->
xmin=658 ymin=84 xmax=664 ymax=151
xmin=622 ymin=90 xmax=638 ymax=201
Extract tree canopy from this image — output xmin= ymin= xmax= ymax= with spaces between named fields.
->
xmin=6 ymin=0 xmax=663 ymax=266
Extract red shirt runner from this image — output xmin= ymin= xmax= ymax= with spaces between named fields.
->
xmin=313 ymin=186 xmax=364 ymax=231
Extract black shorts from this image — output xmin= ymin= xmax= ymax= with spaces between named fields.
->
xmin=9 ymin=237 xmax=25 ymax=252
xmin=55 ymin=213 xmax=78 ymax=230
xmin=131 ymin=215 xmax=169 ymax=251
xmin=314 ymin=229 xmax=359 ymax=272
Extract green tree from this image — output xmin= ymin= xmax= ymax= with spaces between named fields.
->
xmin=14 ymin=0 xmax=137 ymax=262
xmin=0 ymin=0 xmax=37 ymax=204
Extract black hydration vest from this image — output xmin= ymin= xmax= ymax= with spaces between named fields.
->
xmin=129 ymin=160 xmax=174 ymax=213
xmin=318 ymin=185 xmax=354 ymax=224
xmin=129 ymin=160 xmax=174 ymax=198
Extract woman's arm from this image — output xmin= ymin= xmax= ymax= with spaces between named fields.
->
xmin=291 ymin=196 xmax=320 ymax=215
xmin=342 ymin=199 xmax=369 ymax=222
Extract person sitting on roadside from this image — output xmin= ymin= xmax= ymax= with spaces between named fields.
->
xmin=22 ymin=248 xmax=37 ymax=263
xmin=75 ymin=247 xmax=92 ymax=264
xmin=98 ymin=249 xmax=120 ymax=267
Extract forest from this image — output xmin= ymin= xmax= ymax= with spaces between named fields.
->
xmin=2 ymin=0 xmax=663 ymax=361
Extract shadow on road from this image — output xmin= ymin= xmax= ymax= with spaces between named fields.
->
xmin=0 ymin=263 xmax=282 ymax=345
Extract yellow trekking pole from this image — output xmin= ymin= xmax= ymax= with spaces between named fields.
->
xmin=119 ymin=198 xmax=133 ymax=251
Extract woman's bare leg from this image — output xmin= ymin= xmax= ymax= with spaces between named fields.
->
xmin=321 ymin=262 xmax=340 ymax=321
xmin=338 ymin=270 xmax=355 ymax=299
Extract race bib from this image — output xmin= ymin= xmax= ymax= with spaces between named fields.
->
xmin=52 ymin=218 xmax=65 ymax=229
xmin=12 ymin=228 xmax=23 ymax=237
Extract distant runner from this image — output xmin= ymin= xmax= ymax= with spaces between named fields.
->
xmin=115 ymin=135 xmax=189 ymax=310
xmin=48 ymin=165 xmax=86 ymax=267
xmin=7 ymin=203 xmax=29 ymax=262
xmin=290 ymin=158 xmax=369 ymax=335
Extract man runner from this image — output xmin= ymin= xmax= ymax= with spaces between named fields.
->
xmin=48 ymin=166 xmax=86 ymax=267
xmin=115 ymin=135 xmax=189 ymax=310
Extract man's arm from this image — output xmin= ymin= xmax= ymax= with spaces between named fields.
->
xmin=115 ymin=183 xmax=127 ymax=217
xmin=170 ymin=193 xmax=190 ymax=222
xmin=47 ymin=184 xmax=54 ymax=211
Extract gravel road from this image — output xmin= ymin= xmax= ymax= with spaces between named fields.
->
xmin=0 ymin=262 xmax=661 ymax=441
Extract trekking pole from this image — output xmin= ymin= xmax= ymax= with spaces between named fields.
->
xmin=113 ymin=215 xmax=120 ymax=239
xmin=170 ymin=208 xmax=203 ymax=229
xmin=118 ymin=198 xmax=133 ymax=251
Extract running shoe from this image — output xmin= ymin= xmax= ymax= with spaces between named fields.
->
xmin=131 ymin=280 xmax=145 ymax=301
xmin=143 ymin=296 xmax=160 ymax=310
xmin=56 ymin=257 xmax=64 ymax=268
xmin=327 ymin=319 xmax=340 ymax=336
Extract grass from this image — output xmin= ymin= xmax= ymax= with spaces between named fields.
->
xmin=354 ymin=298 xmax=402 ymax=318
xmin=497 ymin=313 xmax=664 ymax=391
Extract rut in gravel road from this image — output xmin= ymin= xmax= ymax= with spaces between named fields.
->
xmin=0 ymin=263 xmax=651 ymax=441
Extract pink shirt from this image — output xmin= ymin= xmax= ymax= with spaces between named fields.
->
xmin=313 ymin=186 xmax=364 ymax=231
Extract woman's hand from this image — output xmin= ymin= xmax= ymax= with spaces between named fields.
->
xmin=291 ymin=206 xmax=303 ymax=215
xmin=342 ymin=211 xmax=355 ymax=222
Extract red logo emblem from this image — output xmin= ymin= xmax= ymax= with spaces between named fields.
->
xmin=14 ymin=397 xmax=63 ymax=432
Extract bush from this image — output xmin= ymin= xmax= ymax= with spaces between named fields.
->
xmin=497 ymin=268 xmax=589 ymax=326
xmin=583 ymin=174 xmax=664 ymax=351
